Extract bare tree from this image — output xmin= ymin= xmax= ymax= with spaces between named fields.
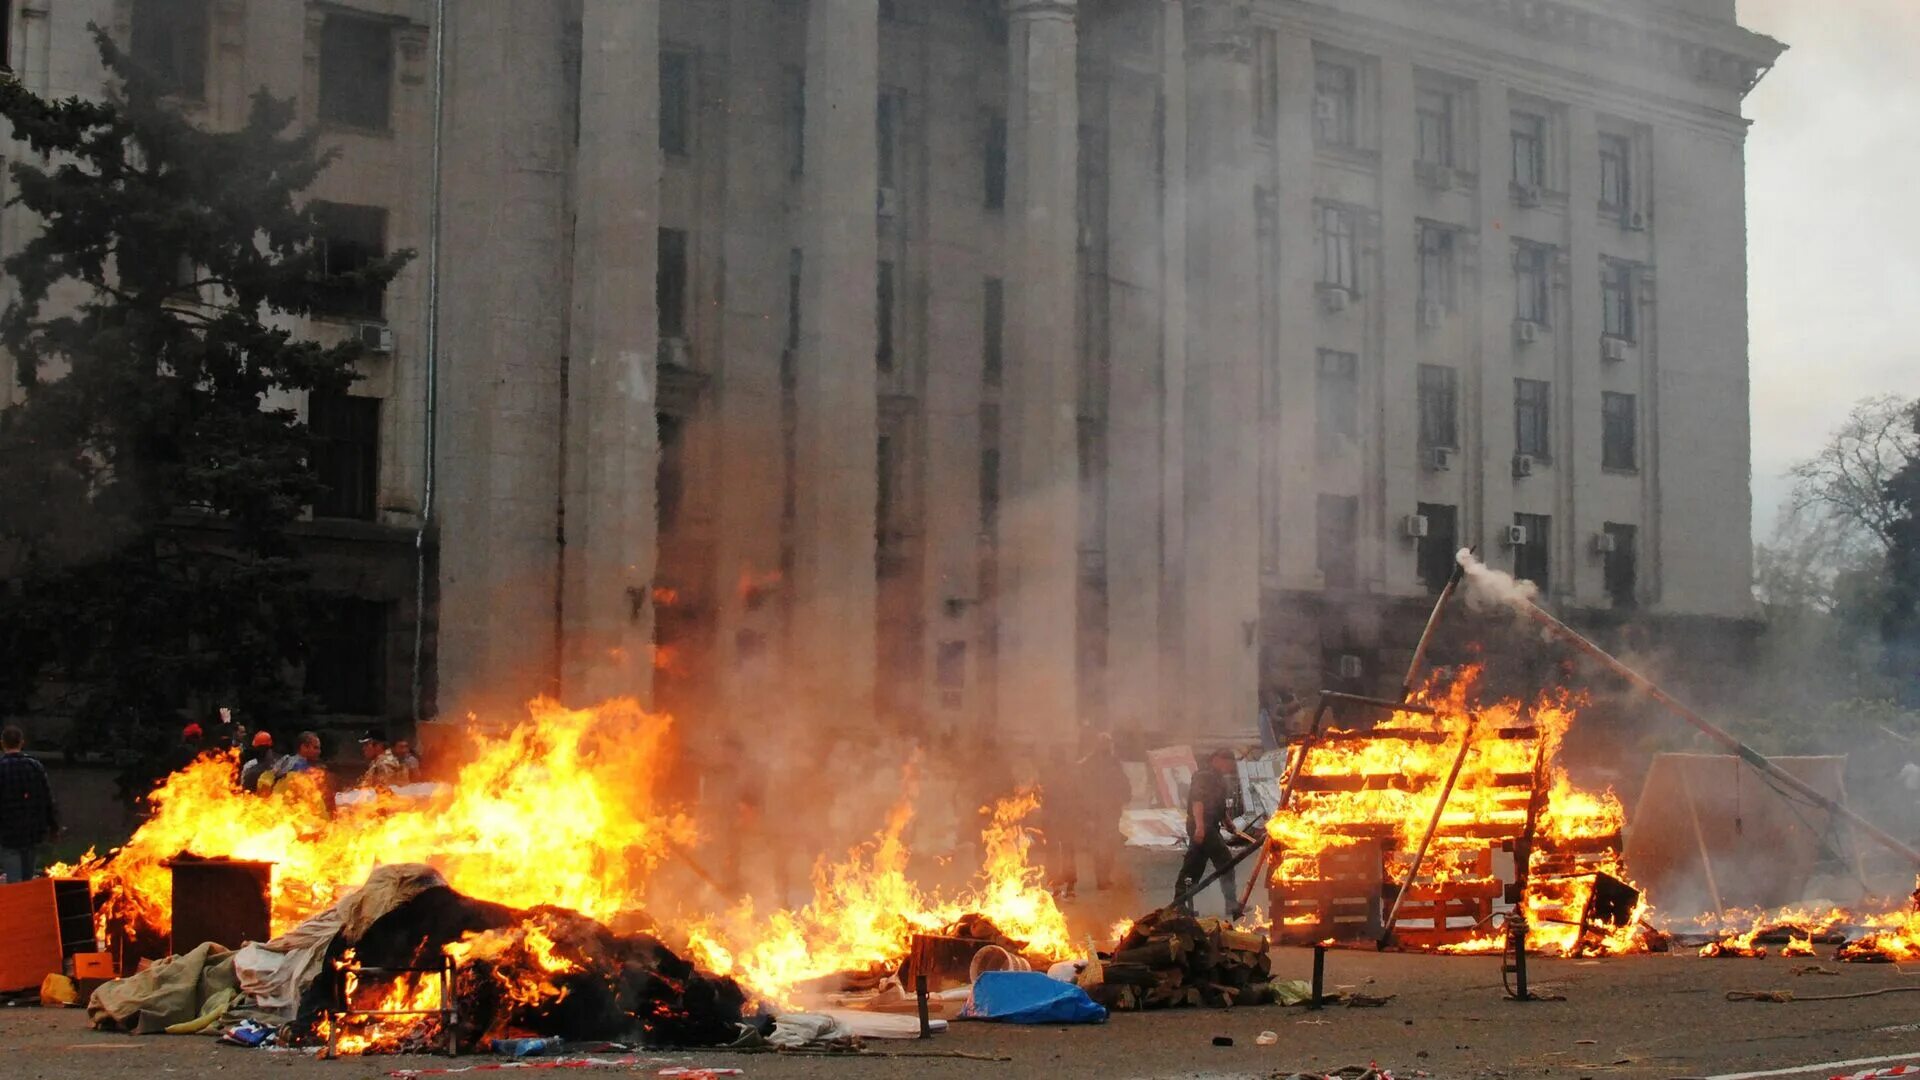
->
xmin=1789 ymin=393 xmax=1919 ymax=553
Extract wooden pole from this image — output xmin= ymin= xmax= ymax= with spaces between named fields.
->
xmin=1379 ymin=712 xmax=1479 ymax=948
xmin=1678 ymin=765 xmax=1727 ymax=924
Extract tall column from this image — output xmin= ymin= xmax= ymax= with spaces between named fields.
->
xmin=559 ymin=0 xmax=660 ymax=706
xmin=1157 ymin=0 xmax=1191 ymax=732
xmin=1182 ymin=0 xmax=1261 ymax=731
xmin=1000 ymin=0 xmax=1081 ymax=742
xmin=435 ymin=0 xmax=574 ymax=720
xmin=792 ymin=0 xmax=880 ymax=722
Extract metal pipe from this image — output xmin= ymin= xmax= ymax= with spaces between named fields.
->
xmin=915 ymin=974 xmax=930 ymax=1038
xmin=1309 ymin=943 xmax=1326 ymax=1009
xmin=1401 ymin=557 xmax=1467 ymax=700
xmin=410 ymin=0 xmax=450 ymax=726
xmin=1517 ymin=599 xmax=1920 ymax=869
xmin=1379 ymin=712 xmax=1479 ymax=948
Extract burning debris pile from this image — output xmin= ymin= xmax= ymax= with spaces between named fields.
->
xmin=303 ymin=888 xmax=764 ymax=1054
xmin=1265 ymin=669 xmax=1650 ymax=956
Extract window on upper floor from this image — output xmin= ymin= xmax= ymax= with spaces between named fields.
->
xmin=1513 ymin=512 xmax=1550 ymax=593
xmin=1418 ymin=365 xmax=1458 ymax=450
xmin=309 ymin=389 xmax=380 ymax=521
xmin=1417 ymin=502 xmax=1459 ymax=595
xmin=1599 ymin=133 xmax=1631 ymax=217
xmin=1604 ymin=522 xmax=1638 ymax=608
xmin=1602 ymin=391 xmax=1638 ymax=471
xmin=1510 ymin=109 xmax=1547 ymax=191
xmin=657 ymin=227 xmax=689 ymax=343
xmin=1253 ymin=30 xmax=1278 ymax=136
xmin=983 ymin=110 xmax=1007 ymax=211
xmin=979 ymin=406 xmax=1000 ymax=535
xmin=1602 ymin=259 xmax=1636 ymax=341
xmin=1314 ymin=59 xmax=1357 ymax=148
xmin=785 ymin=248 xmax=802 ymax=353
xmin=1417 ymin=87 xmax=1454 ymax=169
xmin=131 ymin=0 xmax=210 ymax=101
xmin=1316 ymin=204 xmax=1358 ymax=293
xmin=1514 ymin=242 xmax=1552 ymax=326
xmin=305 ymin=595 xmax=389 ymax=716
xmin=1316 ymin=493 xmax=1360 ymax=589
xmin=1418 ymin=223 xmax=1456 ymax=313
xmin=318 ymin=13 xmax=393 ymax=131
xmin=660 ymin=49 xmax=693 ymax=157
xmin=877 ymin=90 xmax=903 ymax=193
xmin=1 ymin=0 xmax=13 ymax=73
xmin=311 ymin=202 xmax=389 ymax=321
xmin=786 ymin=67 xmax=806 ymax=178
xmin=876 ymin=259 xmax=896 ymax=371
xmin=1316 ymin=350 xmax=1358 ymax=448
xmin=1515 ymin=377 xmax=1551 ymax=460
xmin=982 ymin=276 xmax=1004 ymax=387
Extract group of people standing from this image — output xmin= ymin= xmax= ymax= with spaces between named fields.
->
xmin=1034 ymin=732 xmax=1133 ymax=899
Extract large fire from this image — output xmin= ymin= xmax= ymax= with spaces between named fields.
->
xmin=1266 ymin=669 xmax=1648 ymax=955
xmin=56 ymin=697 xmax=1075 ymax=1011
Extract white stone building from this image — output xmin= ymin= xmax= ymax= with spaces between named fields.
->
xmin=0 ymin=0 xmax=1784 ymax=747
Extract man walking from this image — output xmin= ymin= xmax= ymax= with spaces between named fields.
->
xmin=1174 ymin=748 xmax=1243 ymax=919
xmin=0 ymin=726 xmax=60 ymax=883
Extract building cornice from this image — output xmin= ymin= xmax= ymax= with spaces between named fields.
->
xmin=1415 ymin=0 xmax=1786 ymax=97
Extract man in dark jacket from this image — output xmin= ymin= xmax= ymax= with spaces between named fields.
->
xmin=1174 ymin=748 xmax=1242 ymax=918
xmin=0 ymin=726 xmax=60 ymax=883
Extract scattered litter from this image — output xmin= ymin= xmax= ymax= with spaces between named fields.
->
xmin=962 ymin=971 xmax=1106 ymax=1024
xmin=218 ymin=1019 xmax=275 ymax=1047
xmin=1257 ymin=1031 xmax=1279 ymax=1046
xmin=1345 ymin=993 xmax=1395 ymax=1008
xmin=387 ymin=1058 xmax=671 ymax=1078
xmin=1795 ymin=965 xmax=1842 ymax=976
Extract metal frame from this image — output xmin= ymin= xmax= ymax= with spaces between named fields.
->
xmin=324 ymin=957 xmax=459 ymax=1058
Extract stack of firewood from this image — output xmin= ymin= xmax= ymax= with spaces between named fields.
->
xmin=1093 ymin=908 xmax=1274 ymax=1011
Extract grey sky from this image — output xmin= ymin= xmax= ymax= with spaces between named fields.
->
xmin=1741 ymin=0 xmax=1920 ymax=540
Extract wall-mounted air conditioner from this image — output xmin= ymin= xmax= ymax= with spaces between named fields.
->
xmin=1504 ymin=524 xmax=1529 ymax=547
xmin=1602 ymin=337 xmax=1629 ymax=362
xmin=1404 ymin=513 xmax=1430 ymax=539
xmin=1515 ymin=320 xmax=1541 ymax=345
xmin=355 ymin=322 xmax=394 ymax=354
xmin=1426 ymin=446 xmax=1454 ymax=472
xmin=1320 ymin=286 xmax=1352 ymax=313
xmin=1512 ymin=453 xmax=1535 ymax=478
xmin=1592 ymin=532 xmax=1618 ymax=555
xmin=1336 ymin=653 xmax=1364 ymax=680
xmin=1420 ymin=302 xmax=1445 ymax=329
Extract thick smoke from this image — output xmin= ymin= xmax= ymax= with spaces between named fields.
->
xmin=1454 ymin=547 xmax=1539 ymax=611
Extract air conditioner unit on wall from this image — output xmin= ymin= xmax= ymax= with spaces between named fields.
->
xmin=876 ymin=186 xmax=901 ymax=218
xmin=1320 ymin=286 xmax=1352 ymax=313
xmin=1515 ymin=320 xmax=1540 ymax=345
xmin=1625 ymin=210 xmax=1648 ymax=232
xmin=355 ymin=322 xmax=393 ymax=354
xmin=1426 ymin=446 xmax=1454 ymax=472
xmin=1336 ymin=653 xmax=1364 ymax=680
xmin=1602 ymin=336 xmax=1629 ymax=362
xmin=1420 ymin=302 xmax=1445 ymax=329
xmin=1314 ymin=96 xmax=1337 ymax=122
xmin=1404 ymin=513 xmax=1430 ymax=539
xmin=1512 ymin=453 xmax=1535 ymax=478
xmin=1514 ymin=183 xmax=1543 ymax=208
xmin=1592 ymin=532 xmax=1618 ymax=555
xmin=1504 ymin=524 xmax=1529 ymax=547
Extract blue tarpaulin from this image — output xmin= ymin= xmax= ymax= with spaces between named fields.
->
xmin=962 ymin=971 xmax=1109 ymax=1024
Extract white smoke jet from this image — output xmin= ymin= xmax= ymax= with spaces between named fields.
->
xmin=1454 ymin=547 xmax=1539 ymax=611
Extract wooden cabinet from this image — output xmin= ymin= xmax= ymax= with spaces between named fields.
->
xmin=0 ymin=877 xmax=94 ymax=992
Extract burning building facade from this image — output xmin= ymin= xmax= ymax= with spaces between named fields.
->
xmin=0 ymin=0 xmax=1783 ymax=742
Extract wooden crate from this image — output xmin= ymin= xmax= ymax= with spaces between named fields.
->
xmin=1274 ymin=841 xmax=1384 ymax=944
xmin=0 ymin=877 xmax=94 ymax=992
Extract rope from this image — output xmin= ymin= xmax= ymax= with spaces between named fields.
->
xmin=1727 ymin=986 xmax=1920 ymax=1004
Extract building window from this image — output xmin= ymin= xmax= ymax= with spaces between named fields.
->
xmin=1 ymin=0 xmax=11 ymax=73
xmin=877 ymin=91 xmax=902 ymax=192
xmin=1515 ymin=378 xmax=1551 ymax=460
xmin=979 ymin=406 xmax=1000 ymax=534
xmin=1604 ymin=522 xmax=1638 ymax=608
xmin=1316 ymin=204 xmax=1357 ymax=292
xmin=876 ymin=260 xmax=896 ymax=371
xmin=1418 ymin=224 xmax=1455 ymax=312
xmin=1417 ymin=364 xmax=1458 ymax=450
xmin=1602 ymin=391 xmax=1637 ymax=471
xmin=311 ymin=202 xmax=388 ymax=320
xmin=657 ymin=227 xmax=688 ymax=343
xmin=876 ymin=433 xmax=896 ymax=547
xmin=305 ymin=596 xmax=388 ymax=716
xmin=982 ymin=276 xmax=1004 ymax=387
xmin=1314 ymin=59 xmax=1357 ymax=148
xmin=1510 ymin=110 xmax=1546 ymax=190
xmin=1598 ymin=133 xmax=1631 ymax=216
xmin=1514 ymin=243 xmax=1551 ymax=326
xmin=310 ymin=390 xmax=379 ymax=521
xmin=1513 ymin=513 xmax=1550 ymax=592
xmin=935 ymin=640 xmax=967 ymax=690
xmin=1602 ymin=260 xmax=1635 ymax=341
xmin=131 ymin=0 xmax=209 ymax=100
xmin=657 ymin=412 xmax=686 ymax=533
xmin=318 ymin=14 xmax=392 ymax=131
xmin=1253 ymin=31 xmax=1278 ymax=135
xmin=1316 ymin=493 xmax=1360 ymax=589
xmin=785 ymin=248 xmax=802 ymax=352
xmin=1416 ymin=86 xmax=1453 ymax=168
xmin=660 ymin=49 xmax=693 ymax=157
xmin=983 ymin=111 xmax=1007 ymax=210
xmin=1417 ymin=502 xmax=1458 ymax=595
xmin=1316 ymin=350 xmax=1358 ymax=446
